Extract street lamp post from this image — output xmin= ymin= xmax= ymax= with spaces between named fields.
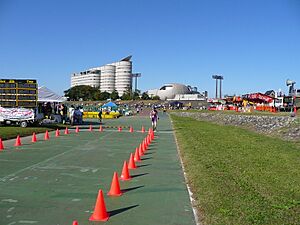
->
xmin=131 ymin=73 xmax=141 ymax=93
xmin=212 ymin=75 xmax=224 ymax=99
xmin=219 ymin=76 xmax=223 ymax=98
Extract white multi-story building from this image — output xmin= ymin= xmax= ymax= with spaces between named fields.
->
xmin=71 ymin=56 xmax=132 ymax=96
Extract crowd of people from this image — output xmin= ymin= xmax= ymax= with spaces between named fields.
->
xmin=37 ymin=102 xmax=84 ymax=125
xmin=36 ymin=101 xmax=163 ymax=132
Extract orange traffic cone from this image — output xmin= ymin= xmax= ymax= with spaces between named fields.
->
xmin=75 ymin=126 xmax=79 ymax=133
xmin=0 ymin=138 xmax=4 ymax=151
xmin=120 ymin=161 xmax=131 ymax=181
xmin=55 ymin=129 xmax=60 ymax=137
xmin=139 ymin=143 xmax=144 ymax=156
xmin=141 ymin=126 xmax=145 ymax=133
xmin=128 ymin=153 xmax=137 ymax=169
xmin=89 ymin=189 xmax=109 ymax=222
xmin=44 ymin=130 xmax=50 ymax=140
xmin=89 ymin=124 xmax=93 ymax=131
xmin=64 ymin=127 xmax=69 ymax=134
xmin=141 ymin=142 xmax=145 ymax=153
xmin=134 ymin=147 xmax=141 ymax=162
xmin=99 ymin=125 xmax=103 ymax=132
xmin=143 ymin=140 xmax=148 ymax=151
xmin=118 ymin=126 xmax=122 ymax=132
xmin=146 ymin=135 xmax=150 ymax=145
xmin=72 ymin=221 xmax=78 ymax=225
xmin=14 ymin=135 xmax=22 ymax=146
xmin=107 ymin=172 xmax=122 ymax=196
xmin=32 ymin=132 xmax=37 ymax=143
xmin=129 ymin=126 xmax=133 ymax=133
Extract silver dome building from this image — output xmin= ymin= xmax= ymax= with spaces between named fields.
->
xmin=147 ymin=83 xmax=192 ymax=100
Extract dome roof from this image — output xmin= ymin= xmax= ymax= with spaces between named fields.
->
xmin=148 ymin=83 xmax=191 ymax=100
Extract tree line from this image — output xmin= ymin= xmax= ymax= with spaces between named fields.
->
xmin=64 ymin=85 xmax=160 ymax=101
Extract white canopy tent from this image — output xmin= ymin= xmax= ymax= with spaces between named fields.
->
xmin=38 ymin=86 xmax=65 ymax=103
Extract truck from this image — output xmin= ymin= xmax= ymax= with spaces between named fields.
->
xmin=0 ymin=79 xmax=38 ymax=127
xmin=274 ymin=96 xmax=300 ymax=112
xmin=0 ymin=107 xmax=35 ymax=127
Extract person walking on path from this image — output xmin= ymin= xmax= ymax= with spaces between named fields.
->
xmin=150 ymin=106 xmax=159 ymax=131
xmin=98 ymin=108 xmax=102 ymax=123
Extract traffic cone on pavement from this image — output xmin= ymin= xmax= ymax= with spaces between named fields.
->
xmin=143 ymin=140 xmax=148 ymax=151
xmin=55 ymin=129 xmax=60 ymax=137
xmin=107 ymin=172 xmax=122 ymax=196
xmin=32 ymin=132 xmax=37 ymax=143
xmin=129 ymin=126 xmax=133 ymax=133
xmin=75 ymin=126 xmax=79 ymax=133
xmin=44 ymin=130 xmax=50 ymax=140
xmin=14 ymin=135 xmax=22 ymax=146
xmin=141 ymin=126 xmax=145 ymax=133
xmin=72 ymin=221 xmax=78 ymax=225
xmin=120 ymin=161 xmax=131 ymax=181
xmin=141 ymin=142 xmax=146 ymax=153
xmin=89 ymin=189 xmax=109 ymax=222
xmin=64 ymin=127 xmax=69 ymax=134
xmin=134 ymin=147 xmax=141 ymax=162
xmin=89 ymin=124 xmax=93 ymax=131
xmin=139 ymin=143 xmax=144 ymax=156
xmin=0 ymin=138 xmax=4 ymax=151
xmin=99 ymin=125 xmax=103 ymax=132
xmin=151 ymin=131 xmax=154 ymax=140
xmin=128 ymin=153 xmax=137 ymax=169
xmin=147 ymin=135 xmax=151 ymax=145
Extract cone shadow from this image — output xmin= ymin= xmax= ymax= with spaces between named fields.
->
xmin=138 ymin=164 xmax=151 ymax=168
xmin=109 ymin=204 xmax=139 ymax=217
xmin=122 ymin=185 xmax=144 ymax=193
xmin=131 ymin=173 xmax=149 ymax=178
xmin=141 ymin=157 xmax=153 ymax=161
xmin=144 ymin=152 xmax=154 ymax=155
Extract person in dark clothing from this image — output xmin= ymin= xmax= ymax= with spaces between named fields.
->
xmin=150 ymin=107 xmax=159 ymax=131
xmin=98 ymin=108 xmax=102 ymax=123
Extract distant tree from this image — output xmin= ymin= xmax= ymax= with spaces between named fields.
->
xmin=110 ymin=90 xmax=119 ymax=100
xmin=99 ymin=91 xmax=110 ymax=101
xmin=121 ymin=91 xmax=131 ymax=100
xmin=141 ymin=92 xmax=150 ymax=100
xmin=132 ymin=91 xmax=140 ymax=100
xmin=93 ymin=91 xmax=101 ymax=100
xmin=64 ymin=85 xmax=100 ymax=101
xmin=152 ymin=95 xmax=160 ymax=100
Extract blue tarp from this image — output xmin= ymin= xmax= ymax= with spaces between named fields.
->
xmin=102 ymin=102 xmax=118 ymax=109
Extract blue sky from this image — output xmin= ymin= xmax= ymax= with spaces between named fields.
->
xmin=0 ymin=0 xmax=299 ymax=97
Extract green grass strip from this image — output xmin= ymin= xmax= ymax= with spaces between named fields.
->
xmin=0 ymin=124 xmax=68 ymax=140
xmin=171 ymin=115 xmax=300 ymax=225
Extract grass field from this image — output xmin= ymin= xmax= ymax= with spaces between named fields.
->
xmin=171 ymin=115 xmax=300 ymax=225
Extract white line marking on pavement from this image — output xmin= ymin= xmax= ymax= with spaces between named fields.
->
xmin=0 ymin=132 xmax=113 ymax=182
